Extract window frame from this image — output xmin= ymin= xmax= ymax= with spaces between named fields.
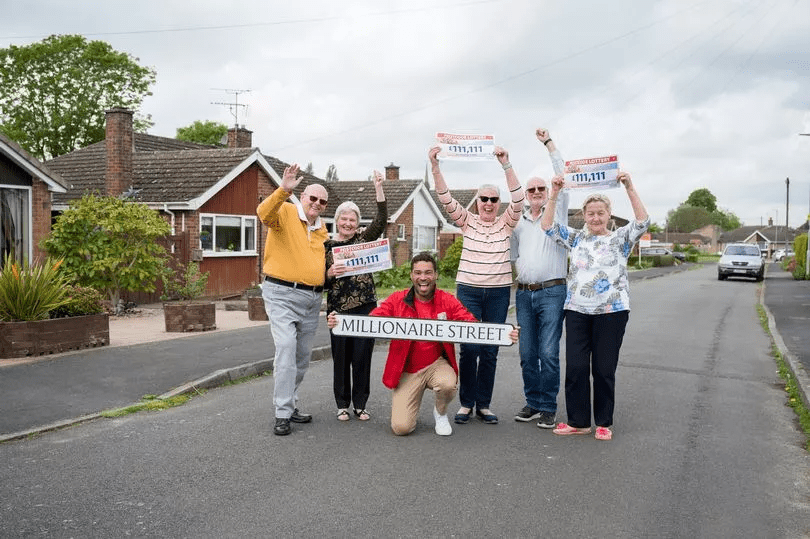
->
xmin=397 ymin=223 xmax=406 ymax=241
xmin=412 ymin=224 xmax=437 ymax=253
xmin=0 ymin=184 xmax=32 ymax=268
xmin=199 ymin=213 xmax=258 ymax=257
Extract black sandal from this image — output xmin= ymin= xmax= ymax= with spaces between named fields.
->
xmin=353 ymin=409 xmax=370 ymax=421
xmin=337 ymin=409 xmax=350 ymax=421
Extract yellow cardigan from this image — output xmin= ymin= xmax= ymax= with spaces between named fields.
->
xmin=257 ymin=188 xmax=328 ymax=287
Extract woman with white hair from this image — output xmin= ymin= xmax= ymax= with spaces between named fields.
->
xmin=541 ymin=171 xmax=649 ymax=441
xmin=429 ymin=145 xmax=525 ymax=425
xmin=324 ymin=171 xmax=387 ymax=422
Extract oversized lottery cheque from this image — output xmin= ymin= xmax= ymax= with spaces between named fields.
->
xmin=564 ymin=155 xmax=620 ymax=191
xmin=332 ymin=238 xmax=393 ymax=277
xmin=435 ymin=132 xmax=496 ymax=161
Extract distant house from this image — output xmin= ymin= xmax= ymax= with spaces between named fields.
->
xmin=46 ymin=107 xmax=332 ymax=300
xmin=0 ymin=133 xmax=67 ymax=268
xmin=329 ymin=164 xmax=447 ymax=267
xmin=717 ymin=219 xmax=796 ymax=256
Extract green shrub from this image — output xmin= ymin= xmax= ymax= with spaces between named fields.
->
xmin=439 ymin=237 xmax=463 ymax=277
xmin=685 ymin=253 xmax=699 ymax=263
xmin=794 ymin=234 xmax=807 ymax=272
xmin=161 ymin=262 xmax=209 ymax=301
xmin=49 ymin=285 xmax=105 ymax=318
xmin=374 ymin=262 xmax=412 ymax=289
xmin=640 ymin=255 xmax=675 ymax=267
xmin=0 ymin=253 xmax=70 ymax=321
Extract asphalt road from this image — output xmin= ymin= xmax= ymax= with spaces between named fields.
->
xmin=1 ymin=264 xmax=808 ymax=537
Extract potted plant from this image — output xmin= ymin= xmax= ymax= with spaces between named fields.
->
xmin=0 ymin=254 xmax=110 ymax=359
xmin=160 ymin=262 xmax=216 ymax=332
xmin=246 ymin=284 xmax=268 ymax=321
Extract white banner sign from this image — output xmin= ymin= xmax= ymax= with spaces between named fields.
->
xmin=435 ymin=132 xmax=496 ymax=161
xmin=332 ymin=238 xmax=393 ymax=277
xmin=564 ymin=155 xmax=620 ymax=190
xmin=332 ymin=314 xmax=515 ymax=346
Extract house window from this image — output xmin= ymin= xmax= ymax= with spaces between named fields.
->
xmin=413 ymin=225 xmax=437 ymax=252
xmin=0 ymin=186 xmax=30 ymax=268
xmin=200 ymin=214 xmax=257 ymax=256
xmin=397 ymin=224 xmax=406 ymax=241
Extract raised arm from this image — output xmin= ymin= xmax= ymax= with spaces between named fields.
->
xmin=541 ymin=174 xmax=565 ymax=231
xmin=494 ymin=146 xmax=525 ymax=230
xmin=430 ymin=146 xmax=469 ymax=228
xmin=361 ymin=170 xmax=388 ymax=241
xmin=536 ymin=128 xmax=564 ymax=176
xmin=619 ymin=172 xmax=648 ymax=222
xmin=257 ymin=164 xmax=302 ymax=226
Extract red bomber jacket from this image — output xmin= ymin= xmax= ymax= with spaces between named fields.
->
xmin=370 ymin=287 xmax=477 ymax=389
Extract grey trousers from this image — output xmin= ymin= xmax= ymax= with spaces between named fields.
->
xmin=262 ymin=280 xmax=322 ymax=419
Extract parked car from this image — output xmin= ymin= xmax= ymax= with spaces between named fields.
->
xmin=640 ymin=247 xmax=686 ymax=261
xmin=773 ymin=248 xmax=794 ymax=262
xmin=717 ymin=243 xmax=764 ymax=281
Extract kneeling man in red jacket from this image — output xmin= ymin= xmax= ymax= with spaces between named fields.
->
xmin=328 ymin=251 xmax=518 ymax=436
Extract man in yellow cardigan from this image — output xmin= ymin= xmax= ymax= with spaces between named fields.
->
xmin=257 ymin=163 xmax=329 ymax=436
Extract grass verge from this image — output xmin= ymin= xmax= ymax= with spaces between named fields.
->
xmin=99 ymin=371 xmax=273 ymax=418
xmin=101 ymin=394 xmax=193 ymax=417
xmin=757 ymin=303 xmax=810 ymax=451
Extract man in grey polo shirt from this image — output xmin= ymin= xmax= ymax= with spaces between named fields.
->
xmin=511 ymin=128 xmax=569 ymax=429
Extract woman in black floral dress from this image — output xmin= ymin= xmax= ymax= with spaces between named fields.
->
xmin=325 ymin=171 xmax=387 ymax=421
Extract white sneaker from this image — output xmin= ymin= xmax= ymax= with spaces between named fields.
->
xmin=433 ymin=406 xmax=452 ymax=436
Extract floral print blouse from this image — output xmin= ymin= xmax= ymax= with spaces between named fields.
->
xmin=545 ymin=217 xmax=650 ymax=315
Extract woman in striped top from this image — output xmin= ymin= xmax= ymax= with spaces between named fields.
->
xmin=429 ymin=145 xmax=525 ymax=425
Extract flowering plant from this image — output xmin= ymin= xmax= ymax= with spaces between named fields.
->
xmin=0 ymin=253 xmax=71 ymax=321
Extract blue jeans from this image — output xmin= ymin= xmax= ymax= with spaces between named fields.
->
xmin=262 ymin=281 xmax=322 ymax=419
xmin=515 ymin=285 xmax=566 ymax=413
xmin=456 ymin=284 xmax=511 ymax=410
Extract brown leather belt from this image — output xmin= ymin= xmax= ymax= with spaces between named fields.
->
xmin=265 ymin=276 xmax=324 ymax=293
xmin=516 ymin=278 xmax=566 ymax=291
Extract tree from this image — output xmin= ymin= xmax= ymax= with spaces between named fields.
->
xmin=176 ymin=120 xmax=228 ymax=146
xmin=711 ymin=208 xmax=741 ymax=231
xmin=648 ymin=222 xmax=663 ymax=234
xmin=667 ymin=205 xmax=713 ymax=233
xmin=0 ymin=34 xmax=156 ymax=159
xmin=43 ymin=195 xmax=171 ymax=307
xmin=684 ymin=188 xmax=717 ymax=213
xmin=325 ymin=164 xmax=339 ymax=182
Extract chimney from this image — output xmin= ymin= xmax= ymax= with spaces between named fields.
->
xmin=227 ymin=126 xmax=253 ymax=148
xmin=385 ymin=162 xmax=400 ymax=181
xmin=105 ymin=107 xmax=134 ymax=197
xmin=768 ymin=217 xmax=773 ymax=226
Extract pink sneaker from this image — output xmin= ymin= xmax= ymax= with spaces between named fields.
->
xmin=595 ymin=426 xmax=613 ymax=441
xmin=552 ymin=423 xmax=592 ymax=435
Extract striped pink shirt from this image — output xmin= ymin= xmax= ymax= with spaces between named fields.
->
xmin=439 ymin=186 xmax=524 ymax=287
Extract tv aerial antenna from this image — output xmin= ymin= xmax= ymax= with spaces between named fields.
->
xmin=211 ymin=88 xmax=251 ymax=128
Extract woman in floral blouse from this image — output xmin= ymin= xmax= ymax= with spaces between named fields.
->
xmin=324 ymin=171 xmax=387 ymax=422
xmin=541 ymin=171 xmax=649 ymax=441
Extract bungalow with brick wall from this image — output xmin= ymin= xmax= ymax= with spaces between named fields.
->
xmin=717 ymin=219 xmax=796 ymax=257
xmin=0 ymin=133 xmax=67 ymax=268
xmin=45 ymin=108 xmax=335 ymax=300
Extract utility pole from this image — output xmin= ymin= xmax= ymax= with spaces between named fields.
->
xmin=802 ymin=134 xmax=810 ymax=277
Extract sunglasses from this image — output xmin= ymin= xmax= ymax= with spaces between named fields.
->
xmin=307 ymin=194 xmax=328 ymax=206
xmin=526 ymin=186 xmax=546 ymax=193
xmin=479 ymin=196 xmax=500 ymax=203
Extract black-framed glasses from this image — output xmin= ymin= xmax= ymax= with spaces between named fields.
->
xmin=479 ymin=196 xmax=499 ymax=203
xmin=526 ymin=186 xmax=546 ymax=193
xmin=308 ymin=195 xmax=328 ymax=206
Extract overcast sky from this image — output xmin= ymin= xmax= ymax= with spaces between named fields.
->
xmin=3 ymin=0 xmax=809 ymax=228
